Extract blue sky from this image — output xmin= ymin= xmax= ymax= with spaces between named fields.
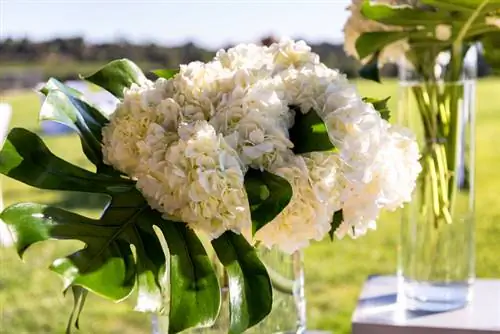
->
xmin=1 ymin=0 xmax=350 ymax=48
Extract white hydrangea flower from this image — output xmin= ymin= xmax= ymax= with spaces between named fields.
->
xmin=215 ymin=42 xmax=273 ymax=71
xmin=102 ymin=80 xmax=167 ymax=176
xmin=221 ymin=110 xmax=294 ymax=170
xmin=136 ymin=121 xmax=251 ymax=239
xmin=269 ymin=38 xmax=320 ymax=71
xmin=322 ymin=100 xmax=384 ymax=150
xmin=280 ymin=63 xmax=346 ymax=113
xmin=254 ymin=157 xmax=331 ymax=254
xmin=321 ymin=81 xmax=360 ymax=115
xmin=373 ymin=125 xmax=422 ymax=210
xmin=210 ymin=79 xmax=293 ymax=169
xmin=214 ymin=75 xmax=287 ymax=123
xmin=303 ymin=151 xmax=344 ymax=213
xmin=334 ymin=122 xmax=421 ymax=239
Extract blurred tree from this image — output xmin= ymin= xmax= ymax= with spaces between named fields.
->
xmin=0 ymin=35 xmax=494 ymax=88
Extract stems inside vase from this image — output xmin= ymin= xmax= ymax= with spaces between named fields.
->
xmin=410 ymin=81 xmax=463 ymax=229
xmin=398 ymin=46 xmax=476 ymax=311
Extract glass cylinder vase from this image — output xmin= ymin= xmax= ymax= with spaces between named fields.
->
xmin=397 ymin=47 xmax=477 ymax=312
xmin=152 ymin=248 xmax=306 ymax=334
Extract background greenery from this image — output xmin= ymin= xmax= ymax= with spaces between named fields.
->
xmin=0 ymin=78 xmax=499 ymax=333
xmin=0 ymin=37 xmax=361 ymax=91
xmin=0 ymin=36 xmax=496 ymax=90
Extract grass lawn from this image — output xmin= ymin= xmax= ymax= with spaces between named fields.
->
xmin=1 ymin=78 xmax=499 ymax=333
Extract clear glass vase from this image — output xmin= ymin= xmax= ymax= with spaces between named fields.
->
xmin=397 ymin=47 xmax=477 ymax=312
xmin=152 ymin=248 xmax=306 ymax=333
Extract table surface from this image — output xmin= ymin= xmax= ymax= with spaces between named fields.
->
xmin=352 ymin=275 xmax=500 ymax=334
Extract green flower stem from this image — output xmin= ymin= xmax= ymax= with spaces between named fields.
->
xmin=435 ymin=144 xmax=449 ymax=206
xmin=412 ymin=86 xmax=434 ymax=138
xmin=444 ymin=0 xmax=488 ymax=218
xmin=445 ymin=84 xmax=461 ymax=216
xmin=449 ymin=0 xmax=489 ymax=83
xmin=411 ymin=83 xmax=458 ymax=228
xmin=427 ymin=154 xmax=441 ymax=221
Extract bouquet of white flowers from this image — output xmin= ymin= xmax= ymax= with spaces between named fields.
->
xmin=343 ymin=0 xmax=499 ymax=311
xmin=343 ymin=0 xmax=499 ymax=231
xmin=344 ymin=0 xmax=499 ymax=81
xmin=0 ymin=39 xmax=420 ymax=333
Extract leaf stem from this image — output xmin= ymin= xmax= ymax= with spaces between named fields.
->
xmin=454 ymin=0 xmax=491 ymax=46
xmin=449 ymin=0 xmax=489 ymax=82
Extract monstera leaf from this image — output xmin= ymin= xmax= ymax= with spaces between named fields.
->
xmin=39 ymin=78 xmax=110 ymax=171
xmin=84 ymin=59 xmax=147 ymax=98
xmin=0 ymin=128 xmax=221 ymax=333
xmin=360 ymin=0 xmax=451 ymax=25
xmin=0 ymin=59 xmax=276 ymax=334
xmin=212 ymin=232 xmax=273 ymax=334
xmin=244 ymin=168 xmax=293 ymax=234
xmin=355 ymin=32 xmax=408 ymax=61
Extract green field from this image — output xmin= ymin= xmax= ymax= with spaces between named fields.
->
xmin=1 ymin=79 xmax=499 ymax=333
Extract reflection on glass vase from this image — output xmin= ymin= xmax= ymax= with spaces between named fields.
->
xmin=397 ymin=47 xmax=477 ymax=312
xmin=152 ymin=248 xmax=306 ymax=334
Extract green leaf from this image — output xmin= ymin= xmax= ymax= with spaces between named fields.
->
xmin=2 ymin=194 xmax=220 ymax=333
xmin=2 ymin=203 xmax=135 ymax=300
xmin=359 ymin=53 xmax=381 ymax=83
xmin=84 ymin=59 xmax=147 ymax=99
xmin=155 ymin=221 xmax=221 ymax=333
xmin=362 ymin=96 xmax=391 ymax=120
xmin=211 ymin=232 xmax=272 ymax=334
xmin=152 ymin=68 xmax=179 ymax=79
xmin=355 ymin=31 xmax=408 ymax=60
xmin=1 ymin=129 xmax=220 ymax=333
xmin=40 ymin=78 xmax=110 ymax=122
xmin=421 ymin=0 xmax=500 ymax=12
xmin=41 ymin=77 xmax=85 ymax=99
xmin=419 ymin=0 xmax=475 ymax=12
xmin=0 ymin=128 xmax=132 ymax=194
xmin=289 ymin=108 xmax=334 ymax=154
xmin=360 ymin=0 xmax=452 ymax=26
xmin=244 ymin=168 xmax=293 ymax=234
xmin=40 ymin=81 xmax=109 ymax=169
xmin=328 ymin=210 xmax=344 ymax=241
xmin=464 ymin=22 xmax=500 ymax=40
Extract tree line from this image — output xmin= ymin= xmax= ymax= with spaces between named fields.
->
xmin=0 ymin=36 xmax=493 ymax=84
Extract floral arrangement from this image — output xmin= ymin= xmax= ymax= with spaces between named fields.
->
xmin=344 ymin=0 xmax=500 ymax=80
xmin=344 ymin=0 xmax=499 ymax=227
xmin=0 ymin=39 xmax=420 ymax=333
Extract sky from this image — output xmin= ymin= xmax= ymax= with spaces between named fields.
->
xmin=0 ymin=0 xmax=351 ymax=48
